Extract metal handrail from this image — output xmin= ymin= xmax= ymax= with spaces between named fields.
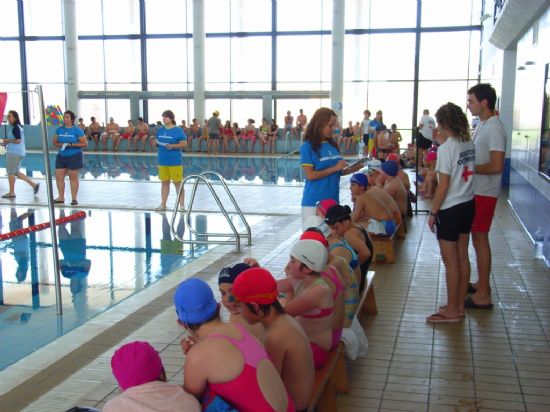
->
xmin=170 ymin=171 xmax=251 ymax=252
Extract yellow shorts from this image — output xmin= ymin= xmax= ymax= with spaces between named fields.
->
xmin=158 ymin=165 xmax=183 ymax=182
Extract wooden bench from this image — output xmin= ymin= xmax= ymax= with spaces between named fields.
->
xmin=307 ymin=272 xmax=378 ymax=411
xmin=307 ymin=342 xmax=346 ymax=412
xmin=395 ymin=217 xmax=407 ymax=240
xmin=357 ymin=271 xmax=378 ymax=318
xmin=371 ymin=224 xmax=400 ymax=263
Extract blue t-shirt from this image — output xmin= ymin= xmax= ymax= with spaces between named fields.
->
xmin=368 ymin=119 xmax=381 ymax=140
xmin=300 ymin=140 xmax=343 ymax=206
xmin=156 ymin=126 xmax=186 ymax=166
xmin=56 ymin=126 xmax=84 ymax=157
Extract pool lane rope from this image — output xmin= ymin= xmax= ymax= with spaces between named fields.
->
xmin=0 ymin=210 xmax=87 ymax=241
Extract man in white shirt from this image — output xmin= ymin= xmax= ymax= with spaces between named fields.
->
xmin=417 ymin=109 xmax=435 ymax=166
xmin=466 ymin=83 xmax=507 ymax=309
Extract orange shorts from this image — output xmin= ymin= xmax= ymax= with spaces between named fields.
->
xmin=471 ymin=195 xmax=497 ymax=233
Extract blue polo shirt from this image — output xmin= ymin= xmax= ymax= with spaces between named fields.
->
xmin=300 ymin=140 xmax=343 ymax=206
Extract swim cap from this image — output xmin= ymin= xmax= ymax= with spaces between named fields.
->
xmin=218 ymin=263 xmax=251 ymax=285
xmin=300 ymin=230 xmax=329 ymax=248
xmin=111 ymin=341 xmax=163 ymax=391
xmin=315 ymin=199 xmax=338 ymax=216
xmin=350 ymin=173 xmax=368 ymax=188
xmin=302 ymin=215 xmax=331 ymax=237
xmin=381 ymin=160 xmax=398 ymax=177
xmin=232 ymin=268 xmax=278 ymax=304
xmin=290 ymin=240 xmax=328 ymax=273
xmin=174 ymin=278 xmax=218 ymax=324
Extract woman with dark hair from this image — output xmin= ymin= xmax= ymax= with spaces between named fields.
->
xmin=152 ymin=110 xmax=187 ymax=212
xmin=324 ymin=204 xmax=373 ymax=294
xmin=426 ymin=102 xmax=475 ymax=323
xmin=300 ymin=107 xmax=362 ymax=227
xmin=1 ymin=110 xmax=40 ymax=198
xmin=52 ymin=110 xmax=87 ymax=205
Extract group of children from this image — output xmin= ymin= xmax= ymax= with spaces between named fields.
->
xmin=103 ymin=198 xmax=377 ymax=411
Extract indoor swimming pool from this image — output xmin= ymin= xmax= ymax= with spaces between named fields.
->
xmin=0 ymin=207 xmax=261 ymax=370
xmin=0 ymin=152 xmax=304 ymax=185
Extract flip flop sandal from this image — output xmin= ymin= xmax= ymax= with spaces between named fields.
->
xmin=426 ymin=311 xmax=461 ymax=324
xmin=2 ymin=193 xmax=16 ymax=199
xmin=53 ymin=198 xmax=65 ymax=204
xmin=464 ymin=296 xmax=493 ymax=310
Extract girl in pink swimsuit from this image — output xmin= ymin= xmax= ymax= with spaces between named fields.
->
xmin=277 ymin=240 xmax=334 ymax=368
xmin=174 ymin=278 xmax=292 ymax=412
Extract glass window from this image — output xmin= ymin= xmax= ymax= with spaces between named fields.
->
xmin=105 ymin=100 xmax=131 ymax=125
xmin=23 ymin=0 xmax=63 ymax=36
xmin=230 ymin=99 xmax=263 ymax=126
xmin=231 ymin=37 xmax=271 ymax=83
xmin=417 ymin=80 xmax=471 ymax=123
xmin=419 ymin=32 xmax=477 ymax=80
xmin=80 ymin=100 xmax=106 ymax=125
xmin=146 ymin=0 xmax=190 ymax=34
xmin=103 ymin=40 xmax=141 ymax=84
xmin=148 ymin=100 xmax=189 ymax=124
xmin=344 ymin=0 xmax=371 ymax=30
xmin=364 ymin=81 xmax=414 ymax=139
xmin=26 ymin=41 xmax=65 ymax=83
xmin=0 ymin=0 xmax=19 ymax=36
xmin=422 ymin=0 xmax=482 ymax=27
xmin=205 ymin=38 xmax=231 ymax=85
xmin=102 ymin=0 xmax=140 ymax=35
xmin=369 ymin=0 xmax=416 ymax=29
xmin=1 ymin=42 xmax=22 ymax=84
xmin=277 ymin=35 xmax=331 ymax=84
xmin=344 ymin=34 xmax=369 ymax=81
xmin=76 ymin=0 xmax=103 ymax=36
xmin=230 ymin=0 xmax=271 ymax=32
xmin=78 ymin=40 xmax=106 ymax=84
xmin=276 ymin=0 xmax=332 ymax=31
xmin=28 ymin=83 xmax=66 ymax=116
xmin=368 ymin=33 xmax=416 ymax=80
xmin=147 ymin=39 xmax=191 ymax=84
xmin=204 ymin=0 xmax=230 ymax=33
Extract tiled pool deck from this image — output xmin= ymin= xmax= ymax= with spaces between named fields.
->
xmin=0 ymin=170 xmax=549 ymax=411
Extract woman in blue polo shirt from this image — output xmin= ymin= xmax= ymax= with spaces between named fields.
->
xmin=300 ymin=107 xmax=362 ymax=227
xmin=153 ymin=110 xmax=187 ymax=212
xmin=52 ymin=110 xmax=87 ymax=205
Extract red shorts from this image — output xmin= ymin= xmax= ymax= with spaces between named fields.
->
xmin=471 ymin=195 xmax=497 ymax=233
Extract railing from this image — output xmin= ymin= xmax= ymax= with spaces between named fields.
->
xmin=170 ymin=171 xmax=251 ymax=252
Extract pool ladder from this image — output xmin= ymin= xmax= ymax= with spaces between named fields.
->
xmin=170 ymin=171 xmax=252 ymax=252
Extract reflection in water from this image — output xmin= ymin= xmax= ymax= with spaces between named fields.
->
xmin=58 ymin=210 xmax=91 ymax=315
xmin=9 ymin=208 xmax=32 ymax=283
xmin=0 ymin=153 xmax=303 ymax=184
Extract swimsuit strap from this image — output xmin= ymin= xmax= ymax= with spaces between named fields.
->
xmin=323 ymin=265 xmax=345 ymax=300
xmin=208 ymin=323 xmax=267 ymax=368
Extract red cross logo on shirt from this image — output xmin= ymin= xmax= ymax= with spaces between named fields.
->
xmin=462 ymin=165 xmax=474 ymax=182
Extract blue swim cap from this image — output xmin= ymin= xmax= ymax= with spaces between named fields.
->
xmin=381 ymin=160 xmax=398 ymax=177
xmin=350 ymin=173 xmax=368 ymax=188
xmin=174 ymin=278 xmax=218 ymax=324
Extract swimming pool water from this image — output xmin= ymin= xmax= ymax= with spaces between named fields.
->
xmin=0 ymin=152 xmax=303 ymax=185
xmin=0 ymin=207 xmax=260 ymax=370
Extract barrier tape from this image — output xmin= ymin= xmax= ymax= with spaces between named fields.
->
xmin=0 ymin=210 xmax=87 ymax=241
